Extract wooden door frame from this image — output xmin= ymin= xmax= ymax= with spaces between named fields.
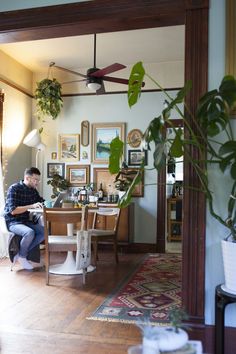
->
xmin=0 ymin=0 xmax=209 ymax=343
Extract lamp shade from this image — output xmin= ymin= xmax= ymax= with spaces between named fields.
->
xmin=23 ymin=129 xmax=45 ymax=150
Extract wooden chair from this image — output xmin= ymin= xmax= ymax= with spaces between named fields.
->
xmin=90 ymin=207 xmax=121 ymax=266
xmin=43 ymin=206 xmax=89 ymax=285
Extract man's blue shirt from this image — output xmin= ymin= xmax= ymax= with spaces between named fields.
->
xmin=4 ymin=180 xmax=44 ymax=227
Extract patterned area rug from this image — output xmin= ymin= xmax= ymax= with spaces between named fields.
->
xmin=87 ymin=253 xmax=182 ymax=325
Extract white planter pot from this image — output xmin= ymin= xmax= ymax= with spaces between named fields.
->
xmin=221 ymin=239 xmax=236 ymax=294
xmin=142 ymin=327 xmax=188 ymax=353
xmin=158 ymin=327 xmax=188 ymax=351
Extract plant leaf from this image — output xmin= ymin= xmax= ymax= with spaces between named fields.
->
xmin=109 ymin=137 xmax=124 ymax=174
xmin=128 ymin=61 xmax=145 ymax=108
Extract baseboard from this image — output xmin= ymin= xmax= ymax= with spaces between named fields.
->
xmin=185 ymin=323 xmax=236 ymax=354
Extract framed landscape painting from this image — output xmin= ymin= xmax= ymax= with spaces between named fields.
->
xmin=92 ymin=123 xmax=125 ymax=163
xmin=66 ymin=165 xmax=90 ymax=186
xmin=58 ymin=134 xmax=80 ymax=162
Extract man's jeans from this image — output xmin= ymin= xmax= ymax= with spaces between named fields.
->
xmin=9 ymin=222 xmax=44 ymax=258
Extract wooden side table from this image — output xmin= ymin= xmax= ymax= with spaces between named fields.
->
xmin=215 ymin=284 xmax=236 ymax=354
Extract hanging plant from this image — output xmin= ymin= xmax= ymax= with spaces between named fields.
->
xmin=35 ymin=78 xmax=63 ymax=122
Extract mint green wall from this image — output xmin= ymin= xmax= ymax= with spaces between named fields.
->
xmin=205 ymin=0 xmax=236 ymax=327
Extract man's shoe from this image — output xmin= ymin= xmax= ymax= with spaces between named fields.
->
xmin=18 ymin=257 xmax=33 ymax=270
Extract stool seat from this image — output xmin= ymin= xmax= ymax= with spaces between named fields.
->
xmin=215 ymin=284 xmax=236 ymax=354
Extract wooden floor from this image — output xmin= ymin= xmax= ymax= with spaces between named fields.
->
xmin=0 ymin=251 xmax=145 ymax=354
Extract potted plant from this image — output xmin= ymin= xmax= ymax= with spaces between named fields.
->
xmin=134 ymin=308 xmax=189 ymax=353
xmin=35 ymin=77 xmax=63 ymax=132
xmin=47 ymin=173 xmax=70 ymax=200
xmin=109 ymin=61 xmax=236 ymax=294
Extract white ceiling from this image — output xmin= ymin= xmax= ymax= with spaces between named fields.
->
xmin=0 ymin=26 xmax=185 ymax=74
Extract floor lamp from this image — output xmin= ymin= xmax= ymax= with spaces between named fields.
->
xmin=23 ymin=129 xmax=45 ymax=195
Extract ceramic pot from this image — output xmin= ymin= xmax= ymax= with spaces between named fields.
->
xmin=157 ymin=327 xmax=188 ymax=351
xmin=221 ymin=239 xmax=236 ymax=294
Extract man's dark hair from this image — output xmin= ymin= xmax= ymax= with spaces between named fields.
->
xmin=24 ymin=167 xmax=41 ymax=176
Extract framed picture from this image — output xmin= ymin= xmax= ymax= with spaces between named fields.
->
xmin=66 ymin=165 xmax=90 ymax=186
xmin=127 ymin=129 xmax=143 ymax=148
xmin=81 ymin=120 xmax=89 ymax=146
xmin=128 ymin=149 xmax=148 ymax=166
xmin=58 ymin=134 xmax=80 ymax=161
xmin=93 ymin=167 xmax=117 ymax=195
xmin=51 ymin=152 xmax=57 ymax=160
xmin=47 ymin=163 xmax=65 ymax=178
xmin=92 ymin=122 xmax=125 ymax=163
xmin=117 ymin=168 xmax=144 ymax=197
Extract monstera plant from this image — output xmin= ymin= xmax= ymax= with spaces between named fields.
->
xmin=109 ymin=61 xmax=236 ymax=293
xmin=109 ymin=61 xmax=236 ymax=238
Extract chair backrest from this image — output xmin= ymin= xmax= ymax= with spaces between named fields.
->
xmin=43 ymin=206 xmax=88 ymax=238
xmin=92 ymin=207 xmax=120 ymax=233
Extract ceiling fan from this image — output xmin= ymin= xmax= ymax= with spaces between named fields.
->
xmin=50 ymin=34 xmax=145 ymax=94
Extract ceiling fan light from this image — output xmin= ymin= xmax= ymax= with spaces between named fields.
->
xmin=87 ymin=81 xmax=101 ymax=91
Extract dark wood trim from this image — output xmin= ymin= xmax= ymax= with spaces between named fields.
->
xmin=183 ymin=5 xmax=208 ymax=322
xmin=0 ymin=0 xmax=210 ymax=347
xmin=0 ymin=77 xmax=33 ymax=98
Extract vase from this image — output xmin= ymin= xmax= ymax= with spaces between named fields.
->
xmin=157 ymin=327 xmax=188 ymax=351
xmin=221 ymin=239 xmax=236 ymax=294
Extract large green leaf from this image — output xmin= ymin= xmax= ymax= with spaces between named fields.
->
xmin=109 ymin=137 xmax=124 ymax=174
xmin=170 ymin=129 xmax=184 ymax=158
xmin=128 ymin=62 xmax=145 ymax=108
xmin=119 ymin=170 xmax=143 ymax=208
xmin=219 ymin=75 xmax=236 ymax=107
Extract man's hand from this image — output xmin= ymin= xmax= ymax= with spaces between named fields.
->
xmin=33 ymin=202 xmax=43 ymax=209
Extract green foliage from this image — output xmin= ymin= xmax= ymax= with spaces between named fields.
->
xmin=35 ymin=78 xmax=63 ymax=121
xmin=47 ymin=173 xmax=69 ymax=199
xmin=109 ymin=61 xmax=236 ymax=239
xmin=168 ymin=308 xmax=189 ymax=333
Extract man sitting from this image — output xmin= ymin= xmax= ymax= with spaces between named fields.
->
xmin=4 ymin=167 xmax=44 ymax=270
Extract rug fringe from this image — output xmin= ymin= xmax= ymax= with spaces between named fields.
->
xmin=86 ymin=316 xmax=171 ymax=326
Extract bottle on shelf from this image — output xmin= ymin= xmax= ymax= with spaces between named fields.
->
xmin=98 ymin=182 xmax=104 ymax=201
xmin=79 ymin=186 xmax=87 ymax=203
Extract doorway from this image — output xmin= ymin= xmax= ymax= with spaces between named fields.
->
xmin=0 ymin=0 xmax=209 ymax=340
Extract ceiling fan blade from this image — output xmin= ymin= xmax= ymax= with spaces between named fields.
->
xmin=96 ymin=81 xmax=106 ymax=95
xmin=53 ymin=64 xmax=87 ymax=79
xmin=102 ymin=76 xmax=145 ymax=87
xmin=91 ymin=63 xmax=126 ymax=77
xmin=62 ymin=79 xmax=86 ymax=84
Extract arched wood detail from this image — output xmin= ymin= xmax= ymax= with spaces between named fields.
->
xmin=0 ymin=0 xmax=209 ymax=344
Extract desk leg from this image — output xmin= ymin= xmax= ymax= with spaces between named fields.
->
xmin=215 ymin=292 xmax=226 ymax=354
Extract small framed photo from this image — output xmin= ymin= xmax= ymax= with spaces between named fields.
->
xmin=51 ymin=152 xmax=57 ymax=160
xmin=66 ymin=165 xmax=90 ymax=186
xmin=58 ymin=134 xmax=80 ymax=161
xmin=128 ymin=150 xmax=148 ymax=166
xmin=47 ymin=163 xmax=65 ymax=178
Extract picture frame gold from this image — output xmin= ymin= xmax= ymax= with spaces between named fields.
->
xmin=93 ymin=167 xmax=116 ymax=195
xmin=58 ymin=134 xmax=80 ymax=162
xmin=66 ymin=164 xmax=90 ymax=186
xmin=117 ymin=168 xmax=144 ymax=197
xmin=127 ymin=129 xmax=143 ymax=148
xmin=81 ymin=120 xmax=89 ymax=146
xmin=92 ymin=122 xmax=125 ymax=163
